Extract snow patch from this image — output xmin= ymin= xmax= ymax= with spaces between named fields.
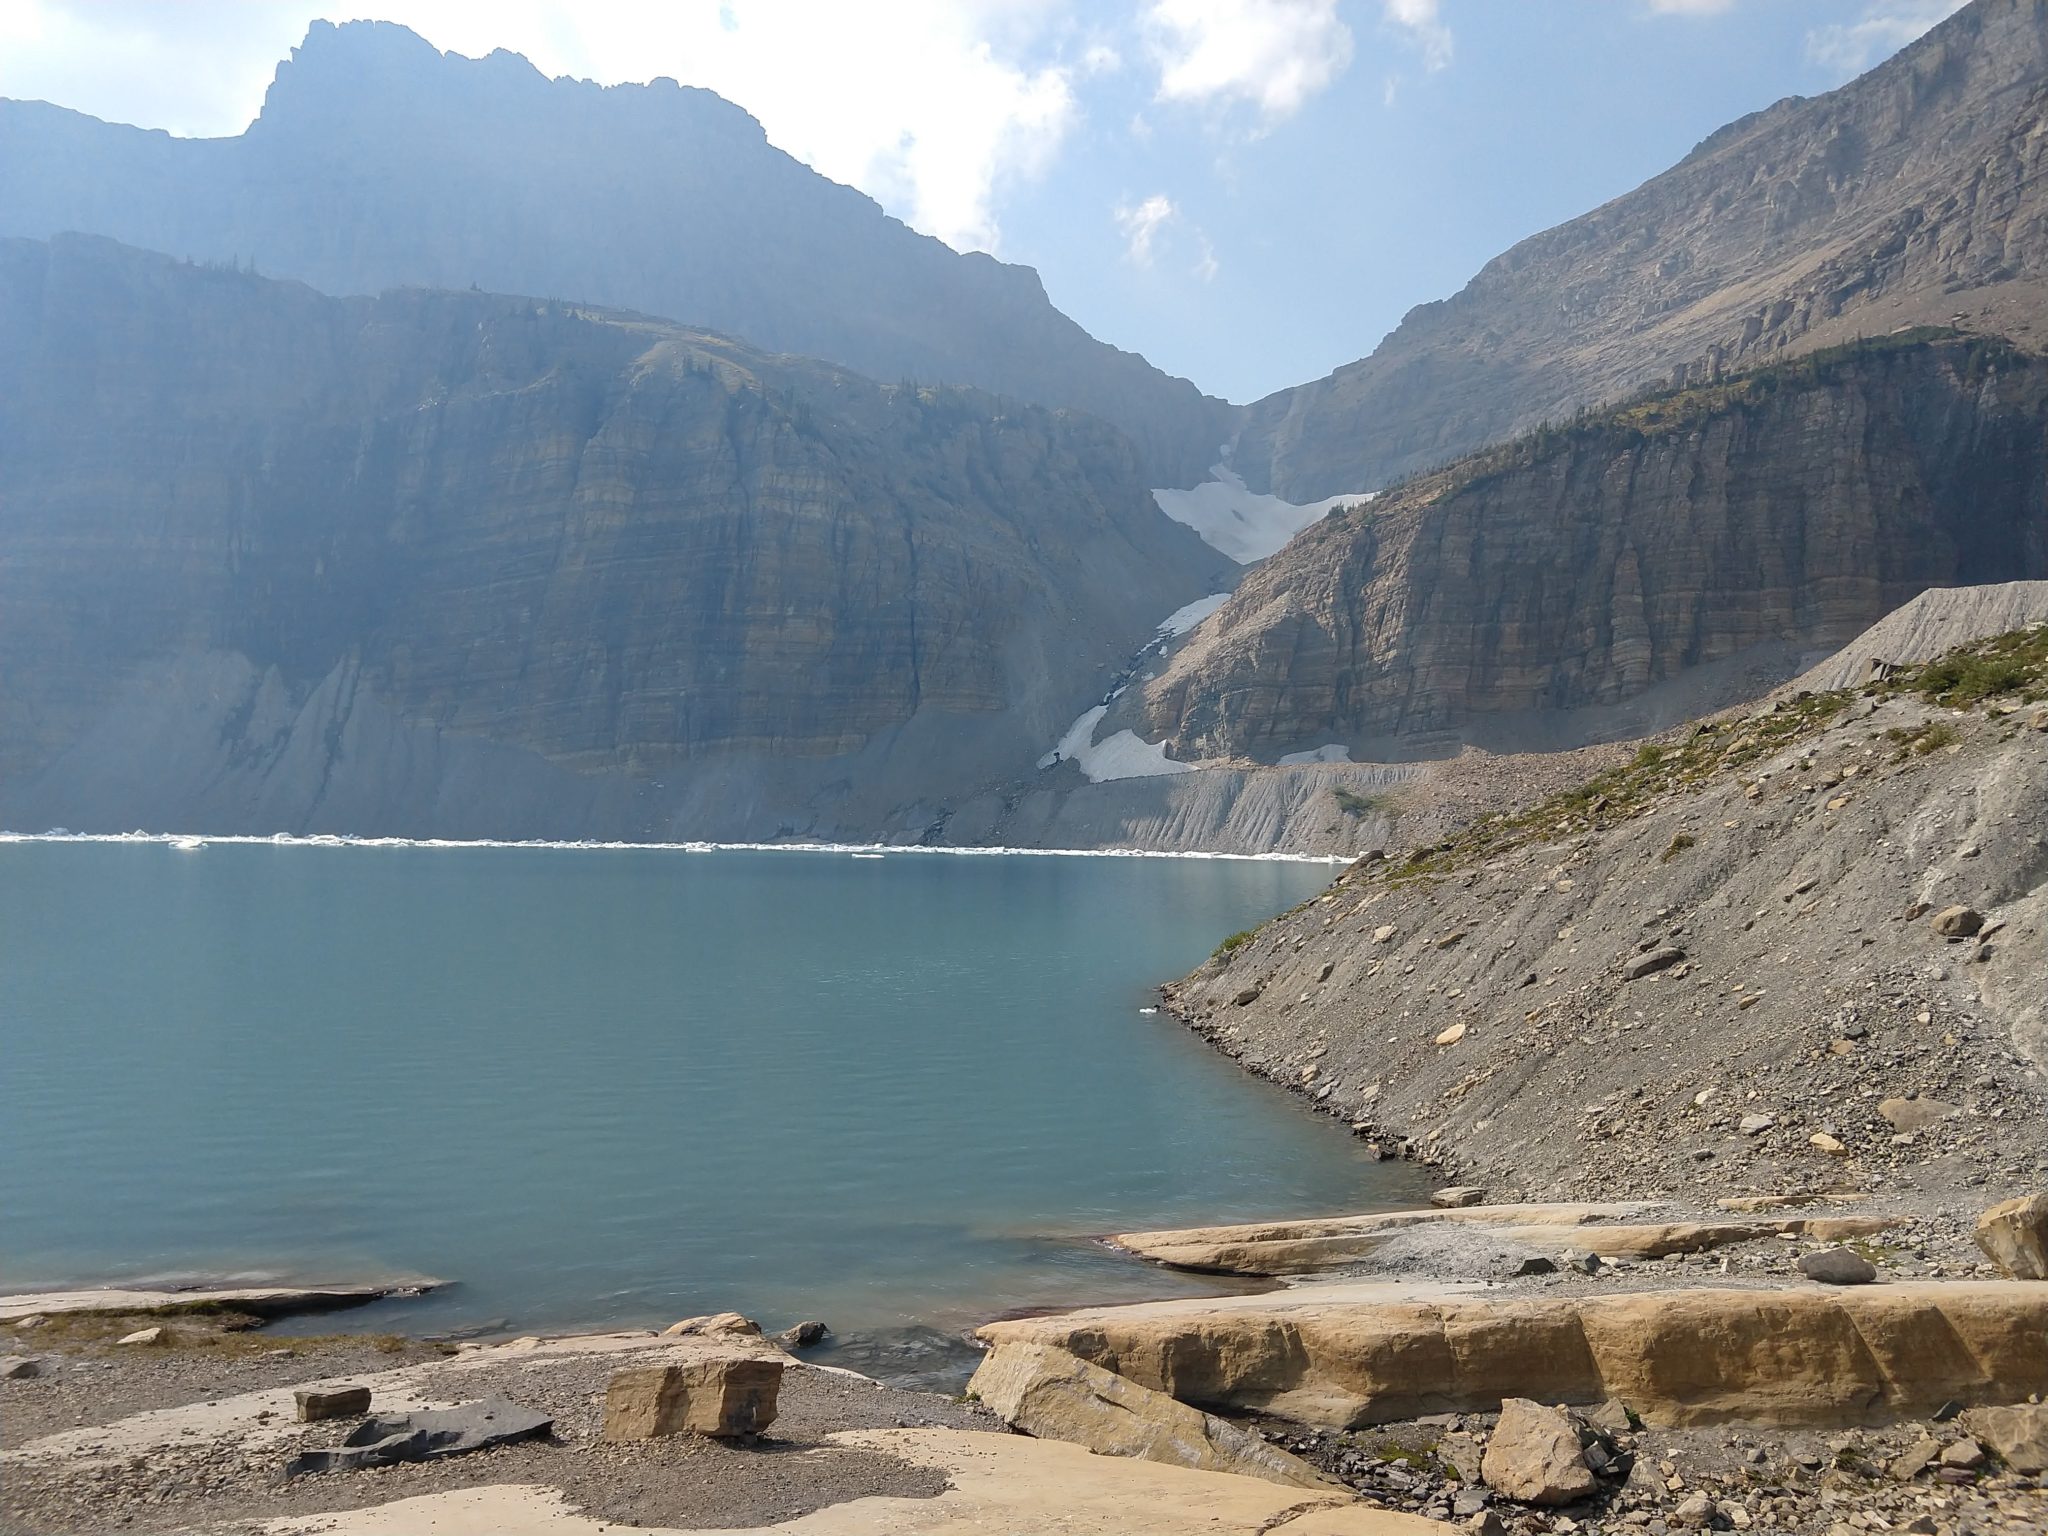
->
xmin=1156 ymin=593 xmax=1229 ymax=637
xmin=1277 ymin=743 xmax=1352 ymax=766
xmin=1042 ymin=704 xmax=1197 ymax=783
xmin=1152 ymin=466 xmax=1375 ymax=564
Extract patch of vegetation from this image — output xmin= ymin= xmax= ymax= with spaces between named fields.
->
xmin=1333 ymin=787 xmax=1393 ymax=817
xmin=1213 ymin=929 xmax=1258 ymax=960
xmin=1660 ymin=831 xmax=1697 ymax=863
xmin=1900 ymin=623 xmax=2048 ymax=707
xmin=6 ymin=1310 xmax=444 ymax=1358
xmin=1367 ymin=626 xmax=2047 ymax=887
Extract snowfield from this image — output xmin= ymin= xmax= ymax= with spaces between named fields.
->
xmin=1152 ymin=466 xmax=1374 ymax=564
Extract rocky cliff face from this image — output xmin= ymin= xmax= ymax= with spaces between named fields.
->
xmin=0 ymin=20 xmax=1234 ymax=486
xmin=0 ymin=235 xmax=1228 ymax=839
xmin=1145 ymin=336 xmax=2048 ymax=761
xmin=1234 ymin=0 xmax=2048 ymax=500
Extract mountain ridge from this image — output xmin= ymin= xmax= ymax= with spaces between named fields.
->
xmin=1232 ymin=0 xmax=2048 ymax=500
xmin=0 ymin=19 xmax=1234 ymax=485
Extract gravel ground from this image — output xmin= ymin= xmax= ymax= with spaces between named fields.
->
xmin=0 ymin=1319 xmax=999 ymax=1535
xmin=1264 ymin=1405 xmax=2048 ymax=1536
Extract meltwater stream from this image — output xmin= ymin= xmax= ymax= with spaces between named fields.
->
xmin=1 ymin=841 xmax=1420 ymax=1364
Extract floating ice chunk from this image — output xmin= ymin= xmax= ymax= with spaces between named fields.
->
xmin=1277 ymin=744 xmax=1353 ymax=766
xmin=1151 ymin=466 xmax=1375 ymax=565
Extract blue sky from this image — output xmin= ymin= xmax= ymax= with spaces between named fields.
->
xmin=0 ymin=1 xmax=1969 ymax=402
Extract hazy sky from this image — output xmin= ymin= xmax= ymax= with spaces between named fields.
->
xmin=0 ymin=0 xmax=1969 ymax=402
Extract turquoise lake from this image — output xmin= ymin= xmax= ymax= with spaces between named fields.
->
xmin=0 ymin=841 xmax=1416 ymax=1370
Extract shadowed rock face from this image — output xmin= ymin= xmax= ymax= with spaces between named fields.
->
xmin=1146 ymin=337 xmax=2048 ymax=761
xmin=0 ymin=19 xmax=1234 ymax=486
xmin=0 ymin=235 xmax=1227 ymax=838
xmin=1234 ymin=0 xmax=2048 ymax=500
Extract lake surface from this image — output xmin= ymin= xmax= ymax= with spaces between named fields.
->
xmin=1 ymin=840 xmax=1415 ymax=1362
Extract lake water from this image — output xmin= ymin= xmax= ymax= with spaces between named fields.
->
xmin=1 ymin=840 xmax=1415 ymax=1368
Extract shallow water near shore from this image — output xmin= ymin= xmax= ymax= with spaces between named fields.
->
xmin=2 ymin=841 xmax=1417 ymax=1358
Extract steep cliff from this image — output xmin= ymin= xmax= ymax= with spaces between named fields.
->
xmin=1144 ymin=335 xmax=2048 ymax=761
xmin=0 ymin=235 xmax=1230 ymax=839
xmin=0 ymin=20 xmax=1234 ymax=485
xmin=1235 ymin=0 xmax=2048 ymax=499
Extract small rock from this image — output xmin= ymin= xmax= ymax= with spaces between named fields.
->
xmin=0 ymin=1355 xmax=45 ymax=1380
xmin=1435 ymin=1021 xmax=1468 ymax=1046
xmin=1583 ymin=1398 xmax=1633 ymax=1435
xmin=1973 ymin=1192 xmax=2048 ymax=1279
xmin=115 ymin=1326 xmax=163 ymax=1346
xmin=1436 ymin=931 xmax=1466 ymax=950
xmin=1231 ymin=985 xmax=1262 ymax=1007
xmin=1738 ymin=1113 xmax=1776 ymax=1136
xmin=1513 ymin=1256 xmax=1558 ymax=1277
xmin=1316 ymin=961 xmax=1335 ymax=983
xmin=1938 ymin=1437 xmax=1986 ymax=1470
xmin=661 ymin=1311 xmax=764 ymax=1339
xmin=1809 ymin=1132 xmax=1848 ymax=1156
xmin=1372 ymin=925 xmax=1397 ymax=944
xmin=1464 ymin=1514 xmax=1508 ymax=1536
xmin=1878 ymin=1096 xmax=1956 ymax=1134
xmin=1671 ymin=1493 xmax=1718 ymax=1529
xmin=1432 ymin=1186 xmax=1487 ymax=1208
xmin=294 ymin=1385 xmax=371 ymax=1423
xmin=1797 ymin=1247 xmax=1878 ymax=1285
xmin=777 ymin=1320 xmax=829 ymax=1349
xmin=1562 ymin=1249 xmax=1603 ymax=1275
xmin=1480 ymin=1398 xmax=1598 ymax=1505
xmin=1930 ymin=905 xmax=1983 ymax=939
xmin=1623 ymin=947 xmax=1685 ymax=981
xmin=1890 ymin=1438 xmax=1941 ymax=1480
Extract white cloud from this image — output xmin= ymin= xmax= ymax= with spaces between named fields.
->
xmin=1805 ymin=0 xmax=1969 ymax=77
xmin=0 ymin=0 xmax=1083 ymax=256
xmin=1381 ymin=0 xmax=1452 ymax=72
xmin=1145 ymin=0 xmax=1354 ymax=123
xmin=1116 ymin=194 xmax=1178 ymax=267
xmin=1645 ymin=0 xmax=1737 ymax=14
xmin=1114 ymin=193 xmax=1217 ymax=281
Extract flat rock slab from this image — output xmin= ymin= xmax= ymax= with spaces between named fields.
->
xmin=237 ymin=1430 xmax=1458 ymax=1535
xmin=980 ymin=1281 xmax=2048 ymax=1430
xmin=1111 ymin=1201 xmax=1890 ymax=1275
xmin=284 ymin=1396 xmax=552 ymax=1476
xmin=0 ymin=1281 xmax=439 ymax=1322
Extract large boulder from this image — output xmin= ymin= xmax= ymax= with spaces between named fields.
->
xmin=1479 ymin=1398 xmax=1597 ymax=1505
xmin=602 ymin=1356 xmax=782 ymax=1440
xmin=966 ymin=1342 xmax=1338 ymax=1491
xmin=1961 ymin=1404 xmax=2048 ymax=1474
xmin=1974 ymin=1195 xmax=2048 ymax=1279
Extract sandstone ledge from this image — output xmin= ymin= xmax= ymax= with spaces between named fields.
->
xmin=1111 ymin=1202 xmax=1892 ymax=1275
xmin=978 ymin=1281 xmax=2048 ymax=1429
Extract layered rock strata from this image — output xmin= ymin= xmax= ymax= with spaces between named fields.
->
xmin=1234 ymin=0 xmax=2048 ymax=498
xmin=1147 ymin=338 xmax=2048 ymax=761
xmin=0 ymin=235 xmax=1225 ymax=838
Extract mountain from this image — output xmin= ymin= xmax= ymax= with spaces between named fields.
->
xmin=0 ymin=235 xmax=1228 ymax=839
xmin=1233 ymin=0 xmax=2048 ymax=500
xmin=1143 ymin=334 xmax=2048 ymax=761
xmin=0 ymin=19 xmax=1234 ymax=485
